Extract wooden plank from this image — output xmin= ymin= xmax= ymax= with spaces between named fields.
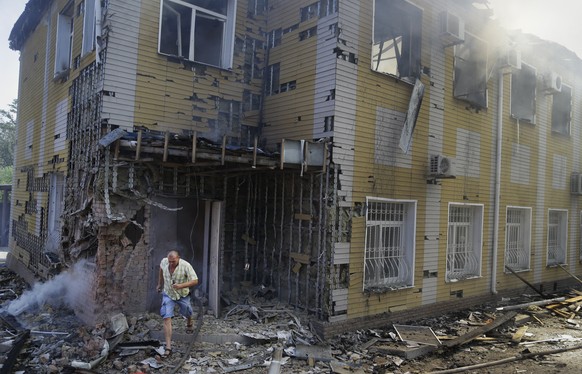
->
xmin=443 ymin=311 xmax=517 ymax=348
xmin=290 ymin=252 xmax=310 ymax=264
xmin=294 ymin=213 xmax=312 ymax=221
xmin=511 ymin=326 xmax=528 ymax=343
xmin=135 ymin=130 xmax=142 ymax=161
xmin=163 ymin=131 xmax=169 ymax=162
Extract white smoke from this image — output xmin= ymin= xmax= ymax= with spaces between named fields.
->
xmin=6 ymin=260 xmax=91 ymax=316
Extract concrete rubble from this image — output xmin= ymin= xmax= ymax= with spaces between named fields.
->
xmin=3 ymin=265 xmax=582 ymax=373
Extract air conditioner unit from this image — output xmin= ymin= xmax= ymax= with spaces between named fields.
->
xmin=429 ymin=155 xmax=456 ymax=178
xmin=500 ymin=48 xmax=521 ymax=70
xmin=543 ymin=71 xmax=562 ymax=94
xmin=439 ymin=11 xmax=465 ymax=47
xmin=571 ymin=173 xmax=582 ymax=195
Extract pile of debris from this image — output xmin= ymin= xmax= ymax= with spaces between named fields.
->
xmin=3 ymin=264 xmax=582 ymax=373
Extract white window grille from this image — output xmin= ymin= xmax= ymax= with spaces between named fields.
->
xmin=55 ymin=2 xmax=74 ymax=75
xmin=364 ymin=198 xmax=416 ymax=291
xmin=158 ymin=0 xmax=237 ymax=69
xmin=547 ymin=209 xmax=568 ymax=266
xmin=504 ymin=207 xmax=531 ymax=271
xmin=446 ymin=204 xmax=483 ymax=282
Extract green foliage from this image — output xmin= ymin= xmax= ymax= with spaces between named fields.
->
xmin=0 ymin=166 xmax=12 ymax=185
xmin=0 ymin=99 xmax=17 ymax=184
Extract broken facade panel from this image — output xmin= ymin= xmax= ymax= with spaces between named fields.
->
xmin=6 ymin=0 xmax=582 ymax=337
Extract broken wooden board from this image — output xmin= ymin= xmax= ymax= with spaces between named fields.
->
xmin=371 ymin=343 xmax=438 ymax=360
xmin=393 ymin=324 xmax=441 ymax=346
xmin=511 ymin=326 xmax=528 ymax=343
xmin=443 ymin=311 xmax=517 ymax=348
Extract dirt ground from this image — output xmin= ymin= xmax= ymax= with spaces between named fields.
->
xmin=2 ymin=264 xmax=582 ymax=373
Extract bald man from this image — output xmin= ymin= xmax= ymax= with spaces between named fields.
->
xmin=157 ymin=250 xmax=198 ymax=357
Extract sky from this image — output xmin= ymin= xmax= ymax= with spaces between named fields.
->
xmin=0 ymin=0 xmax=582 ymax=112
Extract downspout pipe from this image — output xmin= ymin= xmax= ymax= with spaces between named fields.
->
xmin=492 ymin=68 xmax=504 ymax=294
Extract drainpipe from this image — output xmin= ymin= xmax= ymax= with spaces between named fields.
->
xmin=491 ymin=68 xmax=503 ymax=295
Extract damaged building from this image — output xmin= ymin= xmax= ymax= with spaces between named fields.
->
xmin=6 ymin=0 xmax=582 ymax=336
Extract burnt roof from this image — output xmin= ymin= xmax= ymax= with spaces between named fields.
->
xmin=9 ymin=0 xmax=51 ymax=51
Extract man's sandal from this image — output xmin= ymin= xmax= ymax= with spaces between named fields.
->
xmin=186 ymin=325 xmax=194 ymax=334
xmin=163 ymin=348 xmax=172 ymax=357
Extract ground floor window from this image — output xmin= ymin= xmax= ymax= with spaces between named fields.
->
xmin=504 ymin=207 xmax=531 ymax=272
xmin=446 ymin=203 xmax=483 ymax=282
xmin=364 ymin=198 xmax=416 ymax=291
xmin=547 ymin=209 xmax=567 ymax=266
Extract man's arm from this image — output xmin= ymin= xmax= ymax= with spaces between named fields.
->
xmin=157 ymin=267 xmax=164 ymax=293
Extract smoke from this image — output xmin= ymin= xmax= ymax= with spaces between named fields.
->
xmin=6 ymin=260 xmax=92 ymax=316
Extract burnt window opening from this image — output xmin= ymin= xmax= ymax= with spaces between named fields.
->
xmin=453 ymin=33 xmax=488 ymax=109
xmin=372 ymin=0 xmax=421 ymax=80
xmin=319 ymin=0 xmax=338 ymax=18
xmin=244 ymin=37 xmax=263 ymax=82
xmin=247 ymin=0 xmax=265 ymax=16
xmin=324 ymin=116 xmax=334 ymax=132
xmin=158 ymin=0 xmax=236 ymax=69
xmin=218 ymin=100 xmax=241 ymax=138
xmin=552 ymin=84 xmax=572 ymax=135
xmin=511 ymin=62 xmax=536 ymax=123
xmin=301 ymin=2 xmax=319 ymax=22
xmin=55 ymin=1 xmax=74 ymax=76
xmin=268 ymin=28 xmax=282 ymax=48
xmin=279 ymin=80 xmax=296 ymax=93
xmin=243 ymin=90 xmax=261 ymax=112
xmin=265 ymin=63 xmax=280 ymax=96
xmin=299 ymin=26 xmax=318 ymax=41
xmin=81 ymin=0 xmax=96 ymax=57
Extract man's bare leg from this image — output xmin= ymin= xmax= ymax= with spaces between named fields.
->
xmin=163 ymin=317 xmax=173 ymax=352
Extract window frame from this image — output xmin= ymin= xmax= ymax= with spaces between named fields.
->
xmin=371 ymin=0 xmax=422 ymax=81
xmin=157 ymin=0 xmax=237 ymax=69
xmin=510 ymin=62 xmax=537 ymax=124
xmin=547 ymin=209 xmax=568 ymax=266
xmin=453 ymin=32 xmax=488 ymax=109
xmin=363 ymin=197 xmax=416 ymax=292
xmin=551 ymin=83 xmax=572 ymax=136
xmin=445 ymin=203 xmax=483 ymax=282
xmin=504 ymin=206 xmax=532 ymax=272
xmin=55 ymin=2 xmax=74 ymax=76
xmin=81 ymin=0 xmax=96 ymax=57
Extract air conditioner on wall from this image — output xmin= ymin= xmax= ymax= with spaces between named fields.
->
xmin=543 ymin=71 xmax=562 ymax=94
xmin=429 ymin=154 xmax=456 ymax=178
xmin=439 ymin=11 xmax=465 ymax=47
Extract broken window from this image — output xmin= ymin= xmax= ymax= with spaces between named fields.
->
xmin=158 ymin=0 xmax=236 ymax=69
xmin=551 ymin=84 xmax=571 ymax=135
xmin=364 ymin=198 xmax=416 ymax=291
xmin=371 ymin=0 xmax=421 ymax=80
xmin=453 ymin=33 xmax=488 ymax=108
xmin=504 ymin=207 xmax=531 ymax=272
xmin=265 ymin=63 xmax=280 ymax=96
xmin=244 ymin=37 xmax=263 ymax=82
xmin=81 ymin=0 xmax=96 ymax=56
xmin=243 ymin=90 xmax=261 ymax=112
xmin=319 ymin=0 xmax=337 ymax=18
xmin=299 ymin=26 xmax=317 ymax=41
xmin=510 ymin=62 xmax=536 ymax=123
xmin=55 ymin=2 xmax=74 ymax=75
xmin=268 ymin=28 xmax=282 ymax=48
xmin=300 ymin=2 xmax=319 ymax=22
xmin=446 ymin=204 xmax=483 ymax=282
xmin=218 ymin=99 xmax=241 ymax=135
xmin=547 ymin=209 xmax=567 ymax=266
xmin=247 ymin=0 xmax=265 ymax=16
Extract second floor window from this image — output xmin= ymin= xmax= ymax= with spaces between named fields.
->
xmin=55 ymin=2 xmax=74 ymax=75
xmin=511 ymin=63 xmax=536 ymax=123
xmin=454 ymin=33 xmax=488 ymax=109
xmin=552 ymin=84 xmax=571 ymax=135
xmin=371 ymin=0 xmax=422 ymax=80
xmin=158 ymin=0 xmax=236 ymax=69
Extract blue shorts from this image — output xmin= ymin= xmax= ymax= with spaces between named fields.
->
xmin=160 ymin=293 xmax=193 ymax=319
